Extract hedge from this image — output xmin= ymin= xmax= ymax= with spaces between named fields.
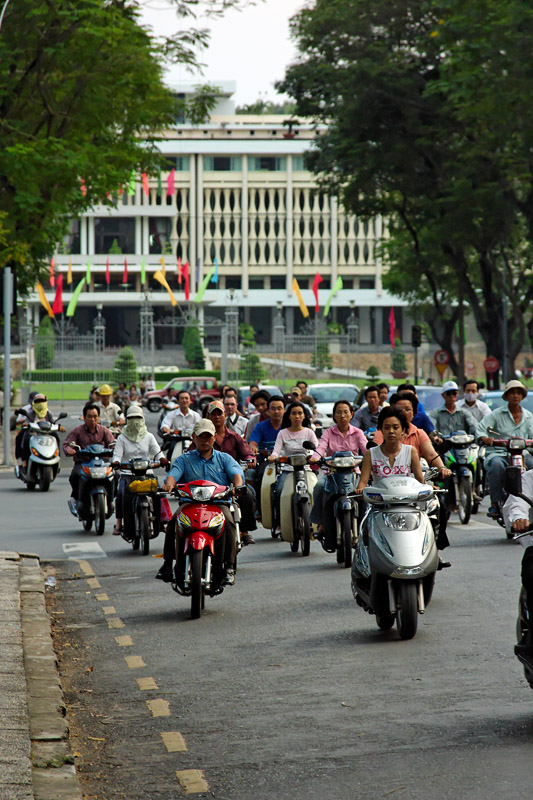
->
xmin=22 ymin=368 xmax=221 ymax=383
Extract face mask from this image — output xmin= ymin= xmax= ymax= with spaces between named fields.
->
xmin=464 ymin=392 xmax=478 ymax=403
xmin=127 ymin=420 xmax=143 ymax=432
xmin=32 ymin=401 xmax=48 ymax=418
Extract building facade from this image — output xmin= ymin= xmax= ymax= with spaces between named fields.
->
xmin=27 ymin=82 xmax=409 ymax=350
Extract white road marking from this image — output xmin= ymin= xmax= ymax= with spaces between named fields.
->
xmin=448 ymin=521 xmax=497 ymax=531
xmin=63 ymin=542 xmax=107 ymax=559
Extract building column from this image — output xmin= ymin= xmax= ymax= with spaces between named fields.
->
xmin=375 ymin=215 xmax=383 ymax=295
xmin=87 ymin=218 xmax=94 ymax=256
xmin=330 ymin=195 xmax=338 ymax=284
xmin=189 ymin=155 xmax=197 ymax=294
xmin=286 ymin=155 xmax=293 ymax=295
xmin=286 ymin=306 xmax=295 ymax=335
xmin=196 ymin=155 xmax=204 ymax=290
xmin=81 ymin=218 xmax=88 ymax=255
xmin=241 ymin=157 xmax=249 ymax=297
xmin=135 ymin=216 xmax=142 ymax=255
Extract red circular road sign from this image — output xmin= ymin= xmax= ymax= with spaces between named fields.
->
xmin=434 ymin=349 xmax=450 ymax=366
xmin=484 ymin=356 xmax=499 ymax=374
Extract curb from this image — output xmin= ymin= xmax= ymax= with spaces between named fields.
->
xmin=18 ymin=554 xmax=83 ymax=800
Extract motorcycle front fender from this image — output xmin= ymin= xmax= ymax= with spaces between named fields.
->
xmin=89 ymin=485 xmax=107 ymax=497
xmin=459 ymin=467 xmax=472 ymax=478
xmin=334 ymin=497 xmax=354 ymax=516
xmin=29 ymin=454 xmax=60 ymax=466
xmin=184 ymin=531 xmax=215 ymax=555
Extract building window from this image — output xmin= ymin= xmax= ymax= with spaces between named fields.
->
xmin=149 ymin=218 xmax=172 ymax=255
xmin=292 ymin=156 xmax=308 ymax=171
xmin=94 ymin=218 xmax=135 ymax=255
xmin=249 ymin=278 xmax=264 ymax=289
xmin=249 ymin=156 xmax=286 ymax=171
xmin=360 ymin=277 xmax=375 ymax=289
xmin=60 ymin=220 xmax=81 ymax=255
xmin=165 ymin=156 xmax=189 ymax=171
xmin=226 ymin=276 xmax=241 ymax=290
xmin=294 ymin=277 xmax=309 ymax=289
xmin=203 ymin=156 xmax=242 ymax=171
xmin=271 ymin=277 xmax=285 ymax=289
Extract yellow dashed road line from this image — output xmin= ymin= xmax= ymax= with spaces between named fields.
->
xmin=86 ymin=577 xmax=101 ymax=590
xmin=102 ymin=606 xmax=116 ymax=615
xmin=176 ymin=769 xmax=210 ymax=795
xmin=146 ymin=699 xmax=170 ymax=717
xmin=137 ymin=677 xmax=158 ymax=691
xmin=107 ymin=617 xmax=125 ymax=629
xmin=76 ymin=560 xmax=95 ymax=576
xmin=115 ymin=635 xmax=133 ymax=647
xmin=124 ymin=655 xmax=145 ymax=669
xmin=161 ymin=731 xmax=187 ymax=753
xmin=95 ymin=593 xmax=109 ymax=602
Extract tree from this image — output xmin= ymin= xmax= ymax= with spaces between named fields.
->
xmin=311 ymin=332 xmax=332 ymax=372
xmin=114 ymin=346 xmax=138 ymax=385
xmin=0 ymin=0 xmax=246 ymax=294
xmin=280 ymin=0 xmax=533 ymax=379
xmin=183 ymin=324 xmax=205 ymax=369
xmin=238 ymin=323 xmax=266 ymax=382
xmin=391 ymin=339 xmax=408 ymax=379
xmin=366 ymin=365 xmax=380 ymax=380
xmin=35 ymin=316 xmax=55 ymax=369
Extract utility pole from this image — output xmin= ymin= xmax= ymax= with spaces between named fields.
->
xmin=3 ymin=267 xmax=13 ymax=465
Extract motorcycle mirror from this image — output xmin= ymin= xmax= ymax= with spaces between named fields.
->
xmin=487 ymin=426 xmax=502 ymax=438
xmin=366 ymin=440 xmax=378 ymax=449
xmin=504 ymin=466 xmax=523 ymax=497
xmin=57 ymin=411 xmax=68 ymax=420
xmin=302 ymin=440 xmax=316 ymax=450
xmin=439 ymin=441 xmax=453 ymax=454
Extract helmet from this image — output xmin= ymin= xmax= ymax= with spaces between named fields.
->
xmin=98 ymin=384 xmax=112 ymax=396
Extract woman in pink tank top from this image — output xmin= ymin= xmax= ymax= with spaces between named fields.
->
xmin=356 ymin=408 xmax=424 ymax=492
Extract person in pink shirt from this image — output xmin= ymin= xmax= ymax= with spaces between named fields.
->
xmin=309 ymin=400 xmax=367 ymax=531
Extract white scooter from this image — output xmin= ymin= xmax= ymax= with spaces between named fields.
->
xmin=351 ymin=469 xmax=440 ymax=639
xmin=15 ymin=411 xmax=67 ymax=492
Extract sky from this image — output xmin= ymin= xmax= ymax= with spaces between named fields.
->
xmin=138 ymin=0 xmax=307 ymax=106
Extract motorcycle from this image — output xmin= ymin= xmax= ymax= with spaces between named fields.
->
xmin=268 ymin=452 xmax=317 ymax=556
xmin=160 ymin=430 xmax=193 ymax=463
xmin=115 ymin=458 xmax=165 ymax=555
xmin=311 ymin=448 xmax=363 ymax=568
xmin=486 ymin=428 xmax=533 ymax=538
xmin=156 ymin=397 xmax=178 ymax=434
xmin=351 ymin=468 xmax=440 ymax=640
xmin=438 ymin=430 xmax=479 ymax=525
xmin=503 ymin=468 xmax=533 ymax=689
xmin=170 ymin=479 xmax=243 ymax=619
xmin=67 ymin=443 xmax=115 ymax=535
xmin=15 ymin=410 xmax=67 ymax=492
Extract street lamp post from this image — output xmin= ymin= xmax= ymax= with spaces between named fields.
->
xmin=2 ymin=266 xmax=13 ymax=465
xmin=346 ymin=301 xmax=359 ymax=382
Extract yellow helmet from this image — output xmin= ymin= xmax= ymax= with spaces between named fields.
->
xmin=97 ymin=383 xmax=112 ymax=396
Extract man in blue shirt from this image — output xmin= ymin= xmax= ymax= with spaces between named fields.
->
xmin=397 ymin=383 xmax=435 ymax=434
xmin=249 ymin=395 xmax=285 ymax=516
xmin=156 ymin=419 xmax=244 ymax=585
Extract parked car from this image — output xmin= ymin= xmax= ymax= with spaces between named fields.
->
xmin=354 ymin=384 xmax=444 ymax=413
xmin=145 ymin=377 xmax=220 ymax=413
xmin=308 ymin=383 xmax=360 ymax=428
xmin=237 ymin=385 xmax=284 ymax=411
xmin=481 ymin=390 xmax=533 ymax=415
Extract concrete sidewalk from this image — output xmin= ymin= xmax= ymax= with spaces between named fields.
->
xmin=0 ymin=553 xmax=81 ymax=800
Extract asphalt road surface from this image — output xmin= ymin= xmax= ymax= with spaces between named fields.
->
xmin=2 ymin=406 xmax=533 ymax=799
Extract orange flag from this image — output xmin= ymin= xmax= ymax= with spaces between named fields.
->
xmin=153 ymin=269 xmax=178 ymax=306
xmin=36 ymin=282 xmax=55 ymax=318
xmin=49 ymin=257 xmax=55 ymax=287
xmin=142 ymin=172 xmax=150 ymax=197
xmin=67 ymin=258 xmax=72 ymax=285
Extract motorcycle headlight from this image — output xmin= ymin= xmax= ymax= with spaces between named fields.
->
xmin=132 ymin=460 xmax=150 ymax=471
xmin=509 ymin=438 xmax=526 ymax=450
xmin=89 ymin=467 xmax=110 ymax=478
xmin=382 ymin=512 xmax=420 ymax=531
xmin=329 ymin=456 xmax=358 ymax=468
xmin=36 ymin=436 xmax=54 ymax=446
xmin=190 ymin=485 xmax=216 ymax=501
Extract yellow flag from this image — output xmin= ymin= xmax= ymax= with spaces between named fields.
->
xmin=153 ymin=269 xmax=178 ymax=307
xmin=67 ymin=258 xmax=72 ymax=285
xmin=292 ymin=278 xmax=309 ymax=318
xmin=159 ymin=256 xmax=166 ymax=277
xmin=36 ymin=281 xmax=55 ymax=318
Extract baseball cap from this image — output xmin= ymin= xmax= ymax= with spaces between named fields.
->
xmin=502 ymin=379 xmax=527 ymax=399
xmin=33 ymin=393 xmax=47 ymax=402
xmin=126 ymin=405 xmax=144 ymax=418
xmin=97 ymin=383 xmax=112 ymax=396
xmin=441 ymin=381 xmax=459 ymax=394
xmin=193 ymin=419 xmax=216 ymax=436
xmin=207 ymin=400 xmax=225 ymax=414
xmin=290 ymin=386 xmax=302 ymax=396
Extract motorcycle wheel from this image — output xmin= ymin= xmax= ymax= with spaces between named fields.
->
xmin=26 ymin=481 xmax=36 ymax=491
xmin=376 ymin=613 xmax=395 ymax=631
xmin=39 ymin=466 xmax=52 ymax=493
xmin=139 ymin=507 xmax=150 ymax=555
xmin=147 ymin=398 xmax=161 ymax=413
xmin=290 ymin=537 xmax=299 ymax=552
xmin=83 ymin=517 xmax=92 ymax=532
xmin=457 ymin=476 xmax=472 ymax=525
xmin=93 ymin=494 xmax=105 ymax=536
xmin=300 ymin=503 xmax=310 ymax=557
xmin=396 ymin=582 xmax=418 ymax=640
xmin=190 ymin=549 xmax=203 ymax=620
xmin=342 ymin=510 xmax=352 ymax=568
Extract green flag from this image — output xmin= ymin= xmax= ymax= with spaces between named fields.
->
xmin=140 ymin=256 xmax=146 ymax=286
xmin=128 ymin=170 xmax=136 ymax=196
xmin=194 ymin=266 xmax=216 ymax=303
xmin=323 ymin=276 xmax=343 ymax=317
xmin=66 ymin=277 xmax=86 ymax=317
xmin=157 ymin=169 xmax=162 ymax=198
xmin=85 ymin=259 xmax=91 ymax=284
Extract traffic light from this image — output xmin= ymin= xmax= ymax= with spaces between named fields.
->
xmin=411 ymin=324 xmax=422 ymax=348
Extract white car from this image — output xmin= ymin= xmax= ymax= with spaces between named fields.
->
xmin=308 ymin=383 xmax=360 ymax=428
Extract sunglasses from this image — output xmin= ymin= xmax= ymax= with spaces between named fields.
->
xmin=445 ymin=390 xmax=458 ymax=396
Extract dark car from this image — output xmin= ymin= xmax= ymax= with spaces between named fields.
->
xmin=145 ymin=377 xmax=220 ymax=413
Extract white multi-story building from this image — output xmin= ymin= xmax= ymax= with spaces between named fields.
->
xmin=28 ymin=81 xmax=408 ymax=349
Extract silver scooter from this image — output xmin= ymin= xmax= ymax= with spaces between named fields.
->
xmin=15 ymin=410 xmax=67 ymax=492
xmin=351 ymin=468 xmax=440 ymax=639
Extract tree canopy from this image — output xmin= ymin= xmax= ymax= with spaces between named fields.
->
xmin=0 ymin=0 xmax=245 ymax=294
xmin=280 ymin=0 xmax=533 ymax=377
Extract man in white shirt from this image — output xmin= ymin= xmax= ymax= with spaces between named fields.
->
xmin=160 ymin=390 xmax=200 ymax=434
xmin=224 ymin=394 xmax=248 ymax=436
xmin=96 ymin=384 xmax=125 ymax=429
xmin=456 ymin=379 xmax=491 ymax=423
xmin=503 ymin=469 xmax=533 ymax=662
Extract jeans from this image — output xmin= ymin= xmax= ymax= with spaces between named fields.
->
xmin=486 ymin=454 xmax=533 ymax=504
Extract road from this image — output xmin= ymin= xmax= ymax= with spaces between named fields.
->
xmin=1 ymin=407 xmax=533 ymax=798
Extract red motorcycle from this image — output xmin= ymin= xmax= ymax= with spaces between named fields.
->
xmin=171 ymin=479 xmax=242 ymax=618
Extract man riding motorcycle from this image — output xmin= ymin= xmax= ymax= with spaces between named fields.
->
xmin=476 ymin=380 xmax=533 ymax=518
xmin=160 ymin=389 xmax=200 ymax=435
xmin=456 ymin=379 xmax=491 ymax=423
xmin=156 ymin=419 xmax=245 ymax=586
xmin=63 ymin=403 xmax=115 ymax=501
xmin=248 ymin=395 xmax=285 ymax=517
xmin=352 ymin=385 xmax=383 ymax=432
xmin=96 ymin=383 xmax=125 ymax=430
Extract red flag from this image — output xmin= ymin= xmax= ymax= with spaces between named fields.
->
xmin=105 ymin=256 xmax=110 ymax=285
xmin=177 ymin=256 xmax=182 ymax=285
xmin=142 ymin=172 xmax=150 ymax=197
xmin=183 ymin=261 xmax=190 ymax=300
xmin=122 ymin=258 xmax=128 ymax=284
xmin=49 ymin=257 xmax=55 ymax=287
xmin=312 ymin=271 xmax=323 ymax=312
xmin=389 ymin=307 xmax=396 ymax=348
xmin=52 ymin=274 xmax=63 ymax=315
xmin=167 ymin=168 xmax=175 ymax=197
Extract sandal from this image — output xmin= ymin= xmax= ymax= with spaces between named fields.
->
xmin=113 ymin=526 xmax=121 ymax=536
